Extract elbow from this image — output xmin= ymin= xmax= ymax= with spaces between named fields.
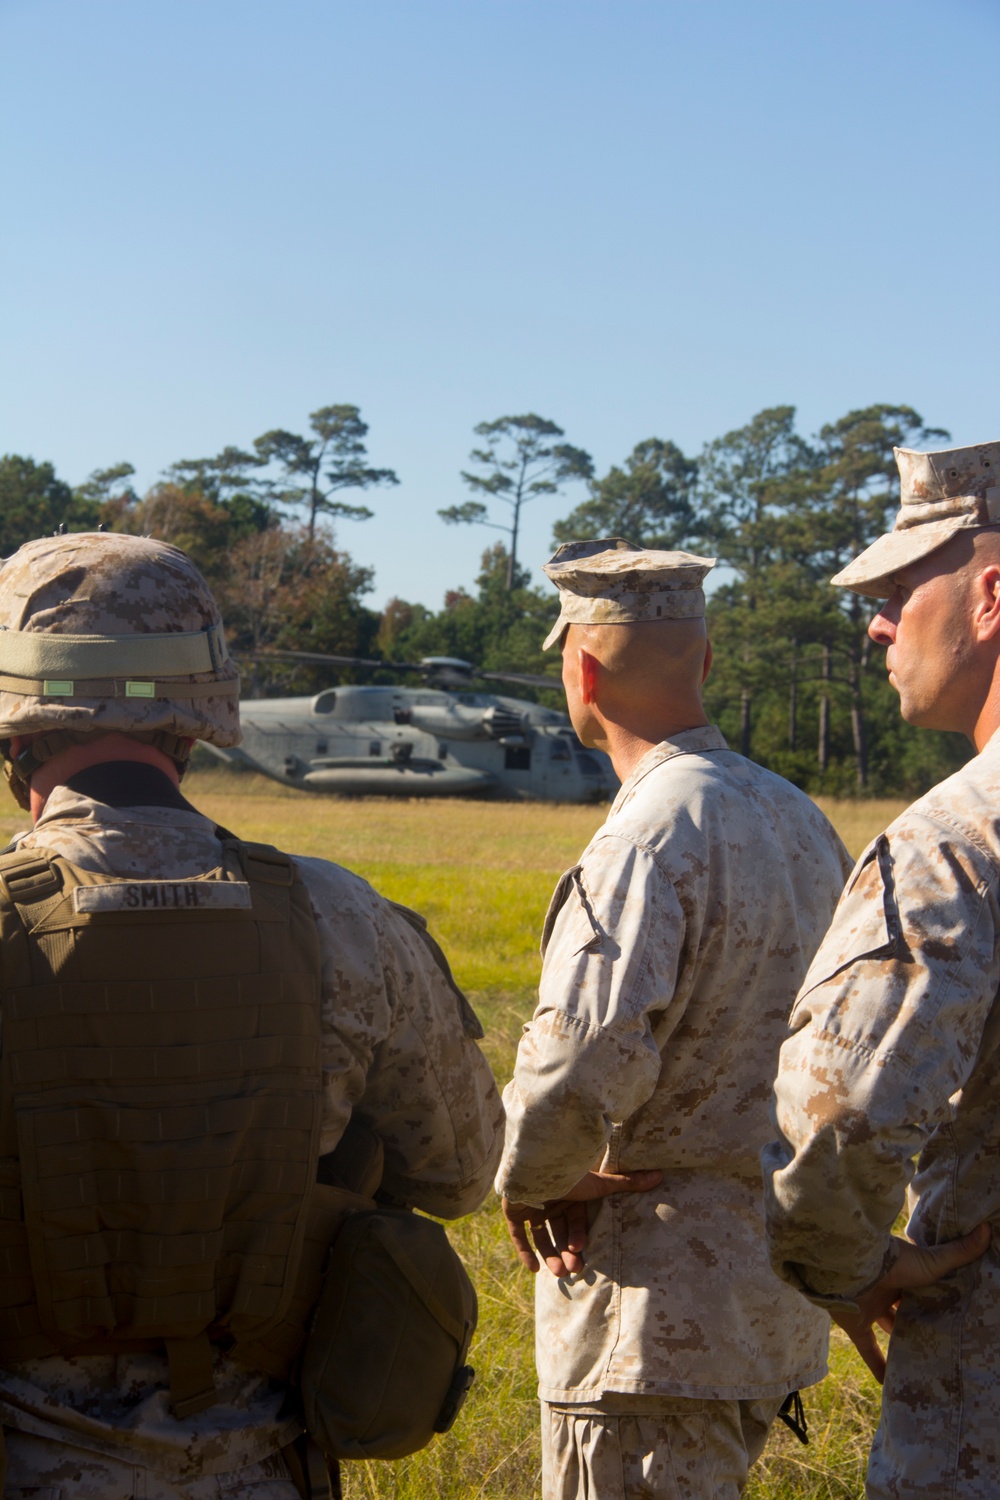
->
xmin=395 ymin=1172 xmax=497 ymax=1221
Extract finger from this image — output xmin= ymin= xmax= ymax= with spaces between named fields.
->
xmin=573 ymin=1169 xmax=663 ymax=1201
xmin=564 ymin=1201 xmax=590 ymax=1255
xmin=501 ymin=1200 xmax=540 ymax=1273
xmin=891 ymin=1223 xmax=991 ymax=1290
xmin=508 ymin=1225 xmax=540 ymax=1273
xmin=870 ymin=1291 xmax=901 ymax=1336
xmin=536 ymin=1213 xmax=586 ymax=1277
xmin=530 ymin=1217 xmax=558 ymax=1261
xmin=833 ymin=1313 xmax=886 ymax=1385
xmin=852 ymin=1324 xmax=887 ymax=1385
xmin=529 ymin=1219 xmax=582 ymax=1278
xmin=542 ymin=1247 xmax=584 ymax=1277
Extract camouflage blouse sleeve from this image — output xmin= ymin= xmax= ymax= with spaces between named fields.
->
xmin=497 ymin=834 xmax=679 ymax=1206
xmin=295 ymin=855 xmax=504 ymax=1220
xmin=360 ymin=896 xmax=505 ymax=1218
xmin=763 ymin=815 xmax=1000 ymax=1303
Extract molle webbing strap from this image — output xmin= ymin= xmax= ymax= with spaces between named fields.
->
xmin=231 ymin=1180 xmax=377 ymax=1380
xmin=166 ymin=1333 xmax=218 ymax=1419
xmin=0 ymin=675 xmax=238 ymax=700
xmin=239 ymin=843 xmax=296 ymax=887
xmin=232 ymin=1124 xmax=385 ymax=1381
xmin=0 ymin=841 xmax=324 ymax=1384
xmin=281 ymin=1434 xmax=337 ymax=1500
xmin=1 ymin=855 xmax=62 ymax=906
xmin=0 ymin=622 xmax=230 ymax=680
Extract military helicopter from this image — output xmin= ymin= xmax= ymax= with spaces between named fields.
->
xmin=208 ymin=652 xmax=617 ymax=803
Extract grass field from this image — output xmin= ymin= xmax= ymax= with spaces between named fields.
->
xmin=7 ymin=770 xmax=908 ymax=1497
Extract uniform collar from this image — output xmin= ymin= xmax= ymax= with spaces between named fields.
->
xmin=64 ymin=761 xmax=196 ymax=812
xmin=609 ymin=724 xmax=729 ymax=815
xmin=32 ymin=782 xmax=212 ymax=837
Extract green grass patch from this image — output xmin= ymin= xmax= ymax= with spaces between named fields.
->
xmin=350 ymin=862 xmax=552 ymax=997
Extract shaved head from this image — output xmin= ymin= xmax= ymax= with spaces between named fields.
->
xmin=570 ymin=617 xmax=709 ymax=694
xmin=561 ymin=617 xmax=712 ymax=778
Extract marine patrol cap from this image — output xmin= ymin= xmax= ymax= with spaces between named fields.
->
xmin=0 ymin=531 xmax=241 ymax=747
xmin=541 ymin=536 xmax=716 ymax=650
xmin=832 ymin=441 xmax=1000 ymax=599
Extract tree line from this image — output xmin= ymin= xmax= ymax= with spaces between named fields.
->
xmin=0 ymin=399 xmax=970 ymax=798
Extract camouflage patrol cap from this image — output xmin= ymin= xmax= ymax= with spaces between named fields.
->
xmin=0 ymin=532 xmax=241 ymax=745
xmin=541 ymin=536 xmax=716 ymax=650
xmin=833 ymin=440 xmax=1000 ymax=598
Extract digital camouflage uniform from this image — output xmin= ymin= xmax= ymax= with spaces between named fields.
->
xmin=498 ymin=540 xmax=853 ymax=1500
xmin=764 ymin=440 xmax=1000 ymax=1500
xmin=764 ymin=739 xmax=1000 ymax=1499
xmin=0 ymin=534 xmax=505 ymax=1498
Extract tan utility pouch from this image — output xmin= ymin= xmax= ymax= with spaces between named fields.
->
xmin=299 ymin=1121 xmax=477 ymax=1461
xmin=302 ymin=1208 xmax=477 ymax=1460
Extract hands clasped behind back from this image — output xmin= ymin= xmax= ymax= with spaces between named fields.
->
xmin=502 ymin=1168 xmax=663 ymax=1277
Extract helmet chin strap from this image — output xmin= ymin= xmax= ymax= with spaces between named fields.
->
xmin=3 ymin=756 xmax=32 ymax=811
xmin=0 ymin=731 xmax=194 ymax=811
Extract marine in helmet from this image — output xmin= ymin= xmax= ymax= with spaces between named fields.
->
xmin=0 ymin=532 xmax=504 ymax=1498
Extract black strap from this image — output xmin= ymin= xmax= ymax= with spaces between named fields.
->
xmin=166 ymin=1333 xmax=218 ymax=1419
xmin=777 ymin=1389 xmax=809 ymax=1445
xmin=281 ymin=1435 xmax=337 ymax=1499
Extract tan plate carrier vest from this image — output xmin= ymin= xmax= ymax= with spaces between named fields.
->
xmin=0 ymin=838 xmax=357 ymax=1418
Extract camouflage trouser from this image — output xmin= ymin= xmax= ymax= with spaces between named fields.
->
xmin=541 ymin=1394 xmax=783 ymax=1500
xmin=2 ymin=1430 xmax=303 ymax=1499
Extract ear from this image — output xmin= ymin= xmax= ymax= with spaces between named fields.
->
xmin=702 ymin=638 xmax=713 ymax=684
xmin=579 ymin=649 xmax=599 ymax=706
xmin=974 ymin=566 xmax=1000 ymax=642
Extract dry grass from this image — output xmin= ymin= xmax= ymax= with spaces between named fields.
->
xmin=181 ymin=771 xmax=904 ymax=867
xmin=812 ymin=797 xmax=909 ymax=861
xmin=0 ymin=769 xmax=907 ymax=871
xmin=186 ymin=767 xmax=610 ymax=871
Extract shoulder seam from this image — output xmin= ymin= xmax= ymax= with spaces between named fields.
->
xmin=900 ymin=808 xmax=1000 ymax=873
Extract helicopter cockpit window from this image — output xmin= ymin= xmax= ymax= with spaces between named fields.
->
xmin=312 ymin=691 xmax=337 ymax=715
xmin=549 ymin=738 xmax=572 ymax=762
xmin=369 ymin=740 xmax=381 ymax=757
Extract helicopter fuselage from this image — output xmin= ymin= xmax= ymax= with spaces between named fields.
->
xmin=211 ymin=684 xmax=617 ymax=803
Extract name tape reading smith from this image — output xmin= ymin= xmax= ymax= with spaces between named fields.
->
xmin=73 ymin=881 xmax=254 ymax=914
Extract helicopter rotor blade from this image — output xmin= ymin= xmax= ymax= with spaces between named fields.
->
xmin=240 ymin=649 xmax=426 ymax=672
xmin=238 ymin=649 xmax=564 ymax=694
xmin=475 ymin=669 xmax=566 ymax=691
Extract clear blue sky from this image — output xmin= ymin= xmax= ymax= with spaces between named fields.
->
xmin=2 ymin=0 xmax=997 ymax=609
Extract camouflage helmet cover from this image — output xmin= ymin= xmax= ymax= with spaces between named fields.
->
xmin=0 ymin=532 xmax=241 ymax=746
